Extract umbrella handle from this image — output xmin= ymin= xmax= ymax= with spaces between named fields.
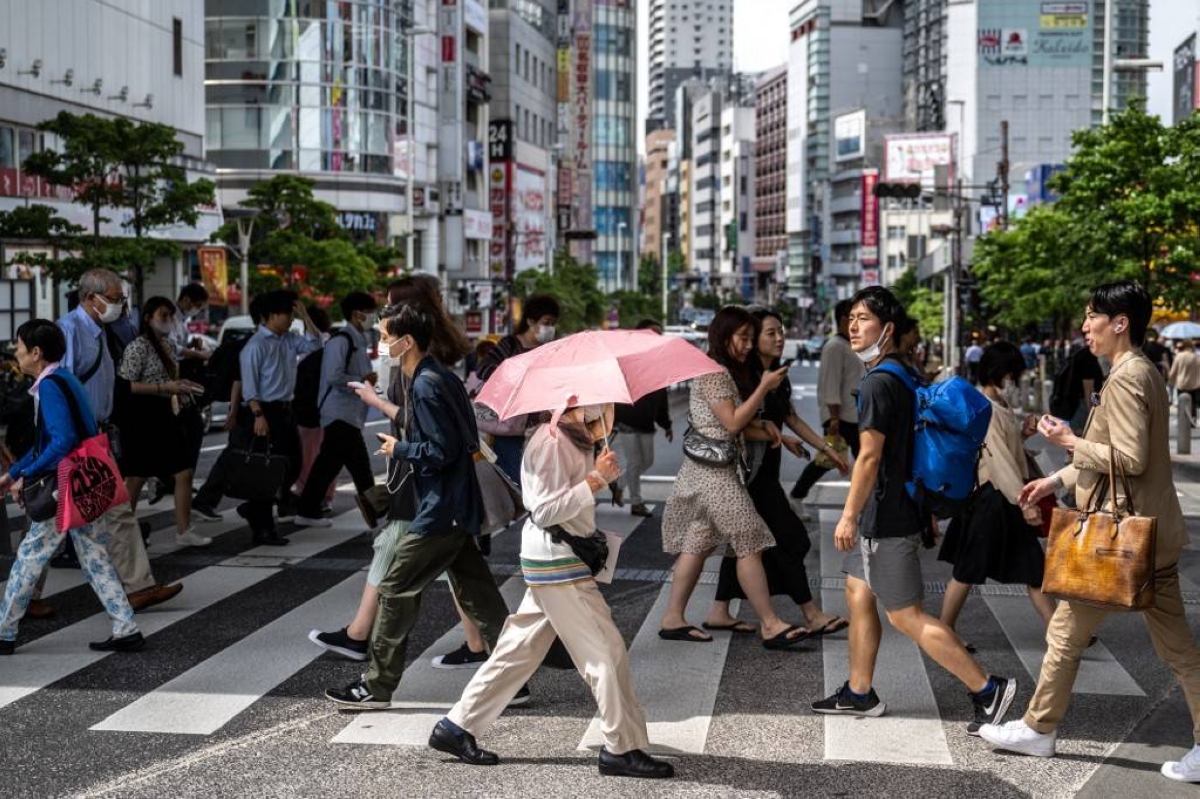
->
xmin=600 ymin=412 xmax=611 ymax=452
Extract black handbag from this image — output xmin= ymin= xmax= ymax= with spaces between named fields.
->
xmin=20 ymin=471 xmax=57 ymax=523
xmin=219 ymin=440 xmax=289 ymax=502
xmin=546 ymin=524 xmax=609 ymax=576
xmin=384 ymin=456 xmax=419 ymax=522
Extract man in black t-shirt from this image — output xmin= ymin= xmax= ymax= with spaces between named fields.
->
xmin=811 ymin=287 xmax=1016 ymax=737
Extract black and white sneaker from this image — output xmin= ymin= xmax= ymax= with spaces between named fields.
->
xmin=431 ymin=642 xmax=489 ymax=670
xmin=507 ymin=684 xmax=531 ymax=708
xmin=308 ymin=628 xmax=368 ymax=661
xmin=325 ymin=678 xmax=390 ymax=709
xmin=192 ymin=503 xmax=222 ymax=522
xmin=811 ymin=681 xmax=887 ymax=717
xmin=968 ymin=675 xmax=1017 ymax=736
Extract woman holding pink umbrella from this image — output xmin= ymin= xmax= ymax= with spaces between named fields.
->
xmin=658 ymin=305 xmax=809 ymax=648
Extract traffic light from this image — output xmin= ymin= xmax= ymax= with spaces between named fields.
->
xmin=872 ymin=182 xmax=922 ymax=200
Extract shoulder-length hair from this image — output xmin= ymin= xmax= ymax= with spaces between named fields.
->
xmin=386 ymin=274 xmax=471 ymax=365
xmin=707 ymin=305 xmax=758 ymax=399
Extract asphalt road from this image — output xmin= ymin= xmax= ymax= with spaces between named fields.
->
xmin=2 ymin=362 xmax=1200 ymax=798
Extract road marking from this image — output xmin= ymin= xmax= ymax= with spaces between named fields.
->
xmin=817 ymin=509 xmax=954 ymax=765
xmin=641 ymin=476 xmax=677 ymax=483
xmin=982 ymin=593 xmax=1144 ymax=696
xmin=200 ymin=444 xmax=225 ymax=453
xmin=91 ymin=573 xmax=364 ymax=735
xmin=578 ymin=580 xmax=734 ymax=754
xmin=331 ymin=576 xmax=527 ymax=746
xmin=0 ymin=565 xmax=279 ymax=711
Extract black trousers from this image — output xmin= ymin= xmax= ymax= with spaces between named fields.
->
xmin=297 ymin=420 xmax=374 ymax=516
xmin=232 ymin=402 xmax=302 ymax=533
xmin=791 ymin=420 xmax=861 ymax=500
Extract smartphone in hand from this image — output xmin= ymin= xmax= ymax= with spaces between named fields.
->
xmin=347 ymin=381 xmax=367 ymax=390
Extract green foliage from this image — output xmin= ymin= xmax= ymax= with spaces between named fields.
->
xmin=513 ymin=251 xmax=606 ymax=333
xmin=608 ymin=290 xmax=662 ymax=328
xmin=891 ymin=267 xmax=945 ymax=337
xmin=973 ymin=101 xmax=1200 ymax=326
xmin=690 ymin=290 xmax=723 ymax=311
xmin=355 ymin=240 xmax=405 ymax=283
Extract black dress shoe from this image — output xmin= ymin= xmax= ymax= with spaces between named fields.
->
xmin=89 ymin=632 xmax=146 ymax=652
xmin=428 ymin=719 xmax=499 ymax=766
xmin=598 ymin=747 xmax=674 ymax=779
xmin=0 ymin=639 xmax=14 ymax=655
xmin=252 ymin=530 xmax=289 ymax=546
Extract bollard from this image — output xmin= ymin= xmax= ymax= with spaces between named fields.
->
xmin=1181 ymin=393 xmax=1193 ymax=456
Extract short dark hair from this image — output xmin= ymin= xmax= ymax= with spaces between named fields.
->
xmin=307 ymin=304 xmax=331 ymax=333
xmin=978 ymin=341 xmax=1025 ymax=388
xmin=384 ymin=303 xmax=434 ymax=351
xmin=1089 ymin=280 xmax=1152 ymax=346
xmin=249 ymin=295 xmax=265 ymax=325
xmin=178 ymin=283 xmax=209 ymax=305
xmin=635 ymin=318 xmax=662 ymax=330
xmin=259 ymin=289 xmax=298 ymax=319
xmin=16 ymin=319 xmax=67 ymax=363
xmin=835 ymin=299 xmax=854 ymax=324
xmin=896 ymin=315 xmax=919 ymax=340
xmin=849 ymin=286 xmax=906 ymax=346
xmin=340 ymin=291 xmax=377 ymax=320
xmin=516 ymin=294 xmax=561 ymax=333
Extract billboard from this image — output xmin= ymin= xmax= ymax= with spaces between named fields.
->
xmin=978 ymin=0 xmax=1091 ymax=70
xmin=1175 ymin=35 xmax=1197 ymax=125
xmin=489 ymin=163 xmax=510 ymax=277
xmin=884 ymin=134 xmax=955 ymax=185
xmin=198 ymin=247 xmax=229 ymax=306
xmin=834 ymin=110 xmax=866 ymax=162
xmin=513 ymin=166 xmax=548 ymax=273
xmin=860 ymin=170 xmax=880 ymax=267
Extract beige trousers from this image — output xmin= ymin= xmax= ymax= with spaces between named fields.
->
xmin=448 ymin=579 xmax=651 ymax=755
xmin=103 ymin=503 xmax=156 ymax=593
xmin=1025 ymin=567 xmax=1200 ymax=742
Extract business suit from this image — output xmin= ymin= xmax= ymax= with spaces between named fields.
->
xmin=1024 ymin=350 xmax=1200 ymax=741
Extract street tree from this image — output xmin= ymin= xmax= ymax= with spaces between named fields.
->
xmin=892 ymin=267 xmax=945 ymax=338
xmin=513 ymin=251 xmax=605 ymax=332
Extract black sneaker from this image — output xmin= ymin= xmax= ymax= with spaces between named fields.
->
xmin=811 ymin=681 xmax=887 ymax=717
xmin=431 ymin=642 xmax=488 ymax=670
xmin=325 ymin=678 xmax=390 ymax=709
xmin=968 ymin=675 xmax=1017 ymax=736
xmin=507 ymin=684 xmax=531 ymax=708
xmin=308 ymin=628 xmax=368 ymax=661
xmin=0 ymin=639 xmax=14 ymax=656
xmin=192 ymin=503 xmax=222 ymax=522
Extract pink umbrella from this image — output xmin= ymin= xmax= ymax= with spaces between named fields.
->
xmin=476 ymin=329 xmax=722 ymax=420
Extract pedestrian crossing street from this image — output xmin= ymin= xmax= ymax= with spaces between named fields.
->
xmin=0 ymin=497 xmax=1191 ymax=779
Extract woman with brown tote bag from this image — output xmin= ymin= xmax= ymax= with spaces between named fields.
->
xmin=977 ymin=281 xmax=1200 ymax=784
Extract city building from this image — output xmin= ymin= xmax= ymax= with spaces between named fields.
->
xmin=753 ymin=65 xmax=788 ymax=302
xmin=903 ymin=0 xmax=948 ymax=132
xmin=1173 ymin=32 xmax=1199 ymax=125
xmin=647 ymin=0 xmax=733 ymax=133
xmin=718 ymin=104 xmax=756 ymax=298
xmin=0 ymin=0 xmax=218 ymax=328
xmin=689 ymin=88 xmax=722 ymax=283
xmin=640 ymin=128 xmax=675 ymax=263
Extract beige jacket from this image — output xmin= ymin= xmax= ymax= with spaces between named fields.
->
xmin=817 ymin=335 xmax=865 ymax=424
xmin=979 ymin=396 xmax=1028 ymax=506
xmin=1058 ymin=350 xmax=1184 ymax=569
xmin=1168 ymin=350 xmax=1200 ymax=391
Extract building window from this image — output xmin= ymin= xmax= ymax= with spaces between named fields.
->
xmin=887 ymin=225 xmax=906 ymax=240
xmin=173 ymin=18 xmax=183 ymax=76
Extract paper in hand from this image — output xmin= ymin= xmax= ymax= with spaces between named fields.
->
xmin=593 ymin=532 xmax=623 ymax=585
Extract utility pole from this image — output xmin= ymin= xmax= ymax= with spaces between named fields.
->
xmin=998 ymin=119 xmax=1010 ymax=231
xmin=948 ymin=176 xmax=964 ymax=373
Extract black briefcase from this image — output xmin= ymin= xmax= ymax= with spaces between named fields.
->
xmin=218 ymin=441 xmax=288 ymax=503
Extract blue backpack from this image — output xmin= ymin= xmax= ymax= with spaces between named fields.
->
xmin=865 ymin=361 xmax=992 ymax=519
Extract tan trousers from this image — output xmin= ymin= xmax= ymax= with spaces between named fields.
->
xmin=1025 ymin=567 xmax=1200 ymax=742
xmin=103 ymin=503 xmax=156 ymax=594
xmin=448 ymin=579 xmax=651 ymax=755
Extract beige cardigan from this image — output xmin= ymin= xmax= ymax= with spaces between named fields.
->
xmin=978 ymin=396 xmax=1028 ymax=506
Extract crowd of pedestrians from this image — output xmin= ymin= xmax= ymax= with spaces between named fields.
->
xmin=2 ymin=268 xmax=1198 ymax=784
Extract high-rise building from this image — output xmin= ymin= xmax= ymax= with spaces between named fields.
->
xmin=1 ymin=0 xmax=217 ymax=324
xmin=640 ymin=129 xmax=675 ymax=262
xmin=647 ymin=0 xmax=733 ymax=134
xmin=903 ymin=0 xmax=948 ymax=132
xmin=689 ymin=89 xmax=723 ymax=283
xmin=753 ymin=66 xmax=788 ymax=302
xmin=719 ymin=105 xmax=756 ymax=298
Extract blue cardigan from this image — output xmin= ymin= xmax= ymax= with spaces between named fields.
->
xmin=9 ymin=371 xmax=98 ymax=481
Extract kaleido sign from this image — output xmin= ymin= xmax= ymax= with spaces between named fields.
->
xmin=978 ymin=0 xmax=1091 ymax=70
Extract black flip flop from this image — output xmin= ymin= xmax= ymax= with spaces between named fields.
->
xmin=702 ymin=621 xmax=758 ymax=634
xmin=813 ymin=617 xmax=849 ymax=637
xmin=658 ymin=625 xmax=713 ymax=643
xmin=763 ymin=624 xmax=810 ymax=650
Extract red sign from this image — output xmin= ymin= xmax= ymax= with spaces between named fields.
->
xmin=464 ymin=311 xmax=483 ymax=334
xmin=441 ymin=36 xmax=456 ymax=62
xmin=860 ymin=169 xmax=880 ymax=267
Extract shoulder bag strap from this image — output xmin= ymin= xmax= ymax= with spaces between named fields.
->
xmin=423 ymin=369 xmax=480 ymax=455
xmin=77 ymin=335 xmax=105 ymax=385
xmin=317 ymin=330 xmax=357 ymax=410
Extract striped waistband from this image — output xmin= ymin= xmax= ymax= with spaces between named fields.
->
xmin=520 ymin=556 xmax=592 ymax=586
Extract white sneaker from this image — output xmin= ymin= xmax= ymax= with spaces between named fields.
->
xmin=294 ymin=515 xmax=333 ymax=528
xmin=176 ymin=527 xmax=213 ymax=547
xmin=1162 ymin=744 xmax=1200 ymax=782
xmin=978 ymin=719 xmax=1057 ymax=758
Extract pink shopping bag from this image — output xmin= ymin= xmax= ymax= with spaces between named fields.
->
xmin=56 ymin=431 xmax=130 ymax=531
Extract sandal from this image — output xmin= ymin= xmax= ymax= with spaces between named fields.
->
xmin=702 ymin=621 xmax=758 ymax=634
xmin=762 ymin=625 xmax=810 ymax=651
xmin=658 ymin=625 xmax=713 ymax=643
xmin=812 ymin=617 xmax=849 ymax=637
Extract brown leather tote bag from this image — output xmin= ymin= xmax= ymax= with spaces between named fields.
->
xmin=1042 ymin=451 xmax=1156 ymax=611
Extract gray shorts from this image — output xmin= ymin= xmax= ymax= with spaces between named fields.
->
xmin=842 ymin=535 xmax=924 ymax=611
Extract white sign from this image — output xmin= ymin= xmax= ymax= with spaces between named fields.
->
xmin=861 ymin=269 xmax=880 ymax=287
xmin=464 ymin=0 xmax=487 ymax=33
xmin=464 ymin=208 xmax=493 ymax=240
xmin=834 ymin=110 xmax=866 ymax=162
xmin=513 ymin=165 xmax=548 ymax=272
xmin=884 ymin=134 xmax=955 ymax=185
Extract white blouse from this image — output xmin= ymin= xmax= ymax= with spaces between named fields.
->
xmin=518 ymin=423 xmax=597 ymax=563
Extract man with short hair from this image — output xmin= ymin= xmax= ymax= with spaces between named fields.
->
xmin=295 ymin=291 xmax=380 ymax=528
xmin=812 ymin=286 xmax=1016 ymax=736
xmin=615 ymin=319 xmax=673 ymax=517
xmin=57 ymin=269 xmax=182 ymax=611
xmin=170 ymin=283 xmax=212 ymax=363
xmin=234 ymin=290 xmax=322 ymax=545
xmin=325 ymin=304 xmax=511 ymax=708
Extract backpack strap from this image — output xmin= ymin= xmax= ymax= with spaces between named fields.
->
xmin=77 ymin=336 xmax=106 ymax=385
xmin=317 ymin=330 xmax=358 ymax=411
xmin=421 ymin=367 xmax=481 ymax=455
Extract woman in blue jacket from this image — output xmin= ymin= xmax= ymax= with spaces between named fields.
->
xmin=0 ymin=320 xmax=142 ymax=655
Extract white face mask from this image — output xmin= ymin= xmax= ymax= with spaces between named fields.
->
xmin=582 ymin=404 xmax=608 ymax=423
xmin=381 ymin=338 xmax=408 ymax=368
xmin=151 ymin=319 xmax=174 ymax=336
xmin=856 ymin=324 xmax=892 ymax=364
xmin=1000 ymin=379 xmax=1022 ymax=408
xmin=95 ymin=295 xmax=124 ymax=324
xmin=535 ymin=324 xmax=556 ymax=344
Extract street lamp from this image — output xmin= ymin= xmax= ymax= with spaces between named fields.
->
xmin=617 ymin=221 xmax=628 ymax=292
xmin=1101 ymin=1 xmax=1164 ymax=124
xmin=405 ymin=24 xmax=436 ymax=274
xmin=661 ymin=232 xmax=672 ymax=323
xmin=233 ymin=209 xmax=260 ymax=314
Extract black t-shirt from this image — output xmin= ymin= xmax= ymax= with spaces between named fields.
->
xmin=1069 ymin=346 xmax=1104 ymax=404
xmin=857 ymin=356 xmax=921 ymax=538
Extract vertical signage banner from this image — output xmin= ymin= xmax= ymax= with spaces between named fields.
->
xmin=489 ymin=163 xmax=511 ymax=277
xmin=1174 ymin=34 xmax=1197 ymax=125
xmin=198 ymin=247 xmax=229 ymax=306
xmin=514 ymin=165 xmax=548 ymax=272
xmin=572 ymin=0 xmax=593 ymax=263
xmin=860 ymin=169 xmax=880 ymax=267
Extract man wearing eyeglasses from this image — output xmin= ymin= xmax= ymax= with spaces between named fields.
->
xmin=53 ymin=269 xmax=182 ymax=613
